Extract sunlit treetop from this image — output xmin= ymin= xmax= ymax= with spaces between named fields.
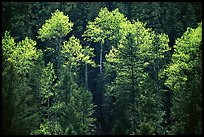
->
xmin=2 ymin=31 xmax=40 ymax=75
xmin=106 ymin=19 xmax=170 ymax=69
xmin=62 ymin=36 xmax=96 ymax=67
xmin=159 ymin=21 xmax=202 ymax=92
xmin=38 ymin=9 xmax=74 ymax=41
xmin=2 ymin=31 xmax=16 ymax=59
xmin=83 ymin=7 xmax=128 ymax=44
xmin=173 ymin=21 xmax=202 ymax=63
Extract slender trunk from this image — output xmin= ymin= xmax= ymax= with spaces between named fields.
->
xmin=99 ymin=44 xmax=103 ymax=133
xmin=8 ymin=64 xmax=15 ymax=133
xmin=155 ymin=39 xmax=159 ymax=110
xmin=85 ymin=63 xmax=88 ymax=89
xmin=131 ymin=62 xmax=135 ymax=130
xmin=82 ymin=97 xmax=85 ymax=133
xmin=130 ymin=38 xmax=136 ymax=131
xmin=56 ymin=36 xmax=62 ymax=79
xmin=48 ymin=97 xmax=49 ymax=119
xmin=100 ymin=44 xmax=103 ymax=74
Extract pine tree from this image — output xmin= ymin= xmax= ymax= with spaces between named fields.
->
xmin=105 ymin=19 xmax=170 ymax=135
xmin=54 ymin=36 xmax=96 ymax=135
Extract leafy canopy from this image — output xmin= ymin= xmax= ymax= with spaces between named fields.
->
xmin=62 ymin=36 xmax=96 ymax=67
xmin=38 ymin=9 xmax=74 ymax=41
xmin=2 ymin=31 xmax=39 ymax=75
xmin=83 ymin=7 xmax=128 ymax=44
xmin=160 ymin=22 xmax=202 ymax=92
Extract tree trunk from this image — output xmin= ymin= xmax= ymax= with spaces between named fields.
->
xmin=85 ymin=63 xmax=88 ymax=89
xmin=56 ymin=36 xmax=63 ymax=79
xmin=48 ymin=97 xmax=49 ymax=119
xmin=100 ymin=44 xmax=103 ymax=74
xmin=99 ymin=43 xmax=103 ymax=133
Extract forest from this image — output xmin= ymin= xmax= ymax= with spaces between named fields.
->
xmin=2 ymin=2 xmax=202 ymax=135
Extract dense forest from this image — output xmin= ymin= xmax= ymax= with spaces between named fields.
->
xmin=2 ymin=2 xmax=202 ymax=135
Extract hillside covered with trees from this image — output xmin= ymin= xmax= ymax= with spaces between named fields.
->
xmin=2 ymin=2 xmax=202 ymax=135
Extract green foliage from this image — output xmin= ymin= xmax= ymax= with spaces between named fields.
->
xmin=66 ymin=87 xmax=96 ymax=135
xmin=31 ymin=121 xmax=63 ymax=135
xmin=2 ymin=31 xmax=43 ymax=135
xmin=136 ymin=118 xmax=156 ymax=135
xmin=83 ymin=7 xmax=128 ymax=45
xmin=2 ymin=3 xmax=202 ymax=135
xmin=160 ymin=22 xmax=202 ymax=135
xmin=38 ymin=9 xmax=73 ymax=41
xmin=57 ymin=75 xmax=96 ymax=135
xmin=62 ymin=36 xmax=95 ymax=67
xmin=105 ymin=18 xmax=169 ymax=135
xmin=160 ymin=22 xmax=202 ymax=92
xmin=40 ymin=62 xmax=56 ymax=99
xmin=2 ymin=31 xmax=16 ymax=59
xmin=2 ymin=31 xmax=39 ymax=75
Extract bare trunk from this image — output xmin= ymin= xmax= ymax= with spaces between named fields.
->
xmin=56 ymin=36 xmax=63 ymax=78
xmin=85 ymin=63 xmax=88 ymax=89
xmin=48 ymin=97 xmax=49 ymax=119
xmin=131 ymin=62 xmax=135 ymax=130
xmin=99 ymin=44 xmax=103 ymax=133
xmin=100 ymin=44 xmax=103 ymax=74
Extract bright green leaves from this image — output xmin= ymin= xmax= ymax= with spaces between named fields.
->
xmin=2 ymin=31 xmax=42 ymax=135
xmin=83 ymin=7 xmax=128 ymax=45
xmin=83 ymin=46 xmax=96 ymax=67
xmin=173 ymin=22 xmax=202 ymax=66
xmin=36 ymin=10 xmax=96 ymax=135
xmin=83 ymin=21 xmax=103 ymax=43
xmin=62 ymin=36 xmax=95 ymax=67
xmin=2 ymin=31 xmax=16 ymax=59
xmin=106 ymin=47 xmax=120 ymax=63
xmin=160 ymin=22 xmax=202 ymax=135
xmin=104 ymin=15 xmax=170 ymax=134
xmin=62 ymin=36 xmax=83 ymax=65
xmin=31 ymin=121 xmax=63 ymax=135
xmin=2 ymin=31 xmax=39 ymax=75
xmin=40 ymin=62 xmax=56 ymax=99
xmin=162 ymin=63 xmax=187 ymax=91
xmin=38 ymin=9 xmax=74 ymax=41
xmin=11 ymin=37 xmax=39 ymax=75
xmin=161 ymin=22 xmax=202 ymax=92
xmin=156 ymin=33 xmax=170 ymax=58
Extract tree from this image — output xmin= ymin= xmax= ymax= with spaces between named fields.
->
xmin=83 ymin=8 xmax=129 ymax=133
xmin=35 ymin=10 xmax=96 ymax=135
xmin=31 ymin=62 xmax=64 ymax=135
xmin=105 ymin=19 xmax=170 ymax=135
xmin=160 ymin=22 xmax=202 ymax=135
xmin=62 ymin=87 xmax=96 ymax=135
xmin=2 ymin=31 xmax=40 ymax=134
xmin=83 ymin=7 xmax=128 ymax=74
xmin=55 ymin=36 xmax=96 ymax=135
xmin=37 ymin=9 xmax=74 ymax=78
xmin=2 ymin=31 xmax=39 ymax=76
xmin=2 ymin=3 xmax=202 ymax=135
xmin=40 ymin=62 xmax=56 ymax=120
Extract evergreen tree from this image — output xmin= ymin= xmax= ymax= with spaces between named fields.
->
xmin=105 ymin=19 xmax=170 ymax=135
